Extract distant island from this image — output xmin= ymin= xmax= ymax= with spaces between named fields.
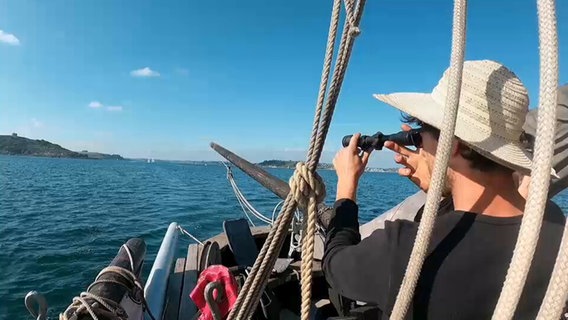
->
xmin=257 ymin=160 xmax=333 ymax=170
xmin=256 ymin=159 xmax=398 ymax=173
xmin=150 ymin=159 xmax=398 ymax=172
xmin=0 ymin=133 xmax=124 ymax=160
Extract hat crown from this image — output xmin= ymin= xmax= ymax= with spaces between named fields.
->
xmin=431 ymin=60 xmax=529 ymax=142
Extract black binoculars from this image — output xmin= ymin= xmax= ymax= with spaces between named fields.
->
xmin=342 ymin=129 xmax=422 ymax=151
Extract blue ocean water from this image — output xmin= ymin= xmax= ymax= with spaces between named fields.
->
xmin=1 ymin=155 xmax=567 ymax=319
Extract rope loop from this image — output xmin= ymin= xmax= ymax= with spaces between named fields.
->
xmin=59 ymin=245 xmax=156 ymax=320
xmin=25 ymin=291 xmax=48 ymax=320
xmin=289 ymin=162 xmax=326 ymax=209
xmin=349 ymin=25 xmax=361 ymax=37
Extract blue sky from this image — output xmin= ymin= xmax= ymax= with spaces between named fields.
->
xmin=0 ymin=0 xmax=566 ymax=167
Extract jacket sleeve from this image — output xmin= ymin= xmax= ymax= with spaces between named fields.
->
xmin=322 ymin=198 xmax=397 ymax=308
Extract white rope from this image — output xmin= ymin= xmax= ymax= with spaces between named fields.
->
xmin=492 ymin=0 xmax=560 ymax=318
xmin=229 ymin=177 xmax=259 ymax=226
xmin=177 ymin=225 xmax=205 ymax=245
xmin=59 ymin=245 xmax=156 ymax=320
xmin=272 ymin=200 xmax=285 ymax=224
xmin=222 ymin=161 xmax=274 ymax=225
xmin=228 ymin=177 xmax=273 ymax=225
xmin=537 ymin=223 xmax=568 ymax=319
xmin=25 ymin=291 xmax=48 ymax=320
xmin=389 ymin=0 xmax=467 ymax=318
xmin=223 ymin=162 xmax=258 ymax=226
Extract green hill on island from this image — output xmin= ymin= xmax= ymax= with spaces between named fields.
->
xmin=257 ymin=160 xmax=333 ymax=170
xmin=0 ymin=134 xmax=124 ymax=160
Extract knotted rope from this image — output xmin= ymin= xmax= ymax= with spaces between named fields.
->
xmin=291 ymin=163 xmax=326 ymax=319
xmin=388 ymin=0 xmax=467 ymax=318
xmin=226 ymin=1 xmax=365 ymax=319
xmin=492 ymin=0 xmax=560 ymax=318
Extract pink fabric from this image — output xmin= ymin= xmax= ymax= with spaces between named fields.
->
xmin=190 ymin=265 xmax=239 ymax=320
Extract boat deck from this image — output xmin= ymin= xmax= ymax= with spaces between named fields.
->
xmin=162 ymin=226 xmax=324 ymax=320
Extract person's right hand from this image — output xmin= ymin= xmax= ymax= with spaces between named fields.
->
xmin=333 ymin=133 xmax=372 ymax=201
xmin=384 ymin=124 xmax=432 ymax=192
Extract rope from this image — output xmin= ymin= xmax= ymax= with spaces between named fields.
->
xmin=306 ymin=0 xmax=342 ymax=168
xmin=25 ymin=291 xmax=48 ymax=320
xmin=309 ymin=0 xmax=365 ymax=170
xmin=222 ymin=161 xmax=274 ymax=225
xmin=177 ymin=225 xmax=205 ymax=245
xmin=492 ymin=0 xmax=560 ymax=318
xmin=272 ymin=200 xmax=285 ymax=224
xmin=389 ymin=0 xmax=467 ymax=318
xmin=228 ymin=176 xmax=272 ymax=225
xmin=294 ymin=163 xmax=326 ymax=320
xmin=230 ymin=177 xmax=258 ymax=226
xmin=59 ymin=245 xmax=156 ymax=320
xmin=537 ymin=224 xmax=568 ymax=319
xmin=226 ymin=0 xmax=366 ymax=319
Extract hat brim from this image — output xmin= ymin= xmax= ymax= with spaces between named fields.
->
xmin=373 ymin=92 xmax=556 ymax=177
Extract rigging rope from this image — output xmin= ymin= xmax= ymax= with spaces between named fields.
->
xmin=222 ymin=162 xmax=274 ymax=225
xmin=226 ymin=0 xmax=366 ymax=319
xmin=492 ymin=0 xmax=560 ymax=318
xmin=389 ymin=0 xmax=467 ymax=317
xmin=177 ymin=225 xmax=205 ymax=246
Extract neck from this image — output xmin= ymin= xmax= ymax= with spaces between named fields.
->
xmin=450 ymin=170 xmax=525 ymax=217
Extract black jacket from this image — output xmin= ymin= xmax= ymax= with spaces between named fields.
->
xmin=323 ymin=199 xmax=566 ymax=319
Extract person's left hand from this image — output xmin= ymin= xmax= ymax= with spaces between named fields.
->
xmin=333 ymin=133 xmax=372 ymax=201
xmin=384 ymin=124 xmax=432 ymax=192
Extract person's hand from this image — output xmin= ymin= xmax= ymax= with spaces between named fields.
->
xmin=513 ymin=171 xmax=530 ymax=199
xmin=333 ymin=133 xmax=372 ymax=201
xmin=384 ymin=124 xmax=432 ymax=192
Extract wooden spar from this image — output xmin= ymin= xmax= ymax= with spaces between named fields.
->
xmin=209 ymin=142 xmax=333 ymax=226
xmin=210 ymin=142 xmax=291 ymax=200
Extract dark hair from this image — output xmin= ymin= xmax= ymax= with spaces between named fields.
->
xmin=400 ymin=114 xmax=440 ymax=139
xmin=520 ymin=131 xmax=535 ymax=153
xmin=400 ymin=112 xmax=513 ymax=173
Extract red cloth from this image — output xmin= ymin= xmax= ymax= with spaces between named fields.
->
xmin=190 ymin=265 xmax=239 ymax=320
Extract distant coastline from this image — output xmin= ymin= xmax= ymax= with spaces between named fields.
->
xmin=256 ymin=160 xmax=398 ymax=173
xmin=160 ymin=159 xmax=398 ymax=172
xmin=0 ymin=135 xmax=397 ymax=171
xmin=0 ymin=134 xmax=124 ymax=160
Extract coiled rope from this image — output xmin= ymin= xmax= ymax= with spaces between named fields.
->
xmin=226 ymin=0 xmax=365 ymax=319
xmin=59 ymin=244 xmax=156 ymax=320
xmin=492 ymin=0 xmax=560 ymax=319
xmin=389 ymin=0 xmax=468 ymax=318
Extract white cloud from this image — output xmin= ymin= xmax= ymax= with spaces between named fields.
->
xmin=106 ymin=106 xmax=123 ymax=112
xmin=88 ymin=101 xmax=124 ymax=112
xmin=89 ymin=101 xmax=103 ymax=108
xmin=0 ymin=30 xmax=20 ymax=46
xmin=130 ymin=67 xmax=160 ymax=78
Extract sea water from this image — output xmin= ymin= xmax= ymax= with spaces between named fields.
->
xmin=1 ymin=155 xmax=566 ymax=319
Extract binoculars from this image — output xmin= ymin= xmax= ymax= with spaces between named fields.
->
xmin=342 ymin=129 xmax=422 ymax=151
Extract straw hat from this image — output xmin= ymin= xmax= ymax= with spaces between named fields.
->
xmin=373 ymin=59 xmax=542 ymax=175
xmin=521 ymin=84 xmax=568 ymax=192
